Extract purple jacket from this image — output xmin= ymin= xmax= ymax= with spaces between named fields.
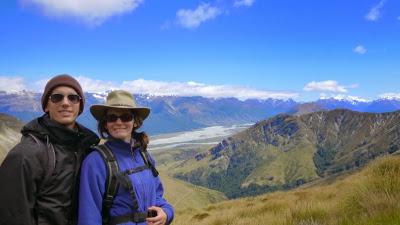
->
xmin=78 ymin=139 xmax=174 ymax=225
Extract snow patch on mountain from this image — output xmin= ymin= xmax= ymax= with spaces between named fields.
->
xmin=379 ymin=93 xmax=400 ymax=100
xmin=320 ymin=94 xmax=370 ymax=104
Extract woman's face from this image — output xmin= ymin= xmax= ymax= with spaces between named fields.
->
xmin=105 ymin=108 xmax=134 ymax=142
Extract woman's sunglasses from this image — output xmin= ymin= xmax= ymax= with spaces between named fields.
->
xmin=49 ymin=93 xmax=81 ymax=104
xmin=105 ymin=113 xmax=133 ymax=123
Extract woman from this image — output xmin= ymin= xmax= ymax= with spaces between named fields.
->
xmin=78 ymin=90 xmax=174 ymax=225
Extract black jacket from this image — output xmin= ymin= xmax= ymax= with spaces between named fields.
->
xmin=0 ymin=115 xmax=99 ymax=225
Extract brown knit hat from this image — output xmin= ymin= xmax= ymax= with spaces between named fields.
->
xmin=41 ymin=74 xmax=85 ymax=114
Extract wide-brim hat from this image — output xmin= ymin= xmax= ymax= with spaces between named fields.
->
xmin=90 ymin=90 xmax=150 ymax=121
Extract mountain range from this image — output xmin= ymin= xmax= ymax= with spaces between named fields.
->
xmin=173 ymin=109 xmax=400 ymax=198
xmin=1 ymin=91 xmax=400 ymax=135
xmin=2 ymin=91 xmax=400 ymax=200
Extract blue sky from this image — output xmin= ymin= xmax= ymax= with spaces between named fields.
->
xmin=0 ymin=0 xmax=399 ymax=101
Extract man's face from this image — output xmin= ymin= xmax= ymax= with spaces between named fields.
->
xmin=45 ymin=86 xmax=80 ymax=129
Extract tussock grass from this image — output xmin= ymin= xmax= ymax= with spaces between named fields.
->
xmin=339 ymin=156 xmax=400 ymax=225
xmin=160 ymin=172 xmax=227 ymax=210
xmin=173 ymin=155 xmax=400 ymax=225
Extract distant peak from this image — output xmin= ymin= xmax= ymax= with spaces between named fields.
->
xmin=319 ymin=95 xmax=370 ymax=104
xmin=378 ymin=93 xmax=400 ymax=101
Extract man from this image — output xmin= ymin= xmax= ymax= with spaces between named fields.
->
xmin=0 ymin=74 xmax=99 ymax=225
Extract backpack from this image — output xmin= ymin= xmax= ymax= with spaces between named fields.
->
xmin=93 ymin=142 xmax=159 ymax=225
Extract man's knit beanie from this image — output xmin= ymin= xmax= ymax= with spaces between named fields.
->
xmin=41 ymin=74 xmax=85 ymax=114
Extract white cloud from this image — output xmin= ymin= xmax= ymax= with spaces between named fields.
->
xmin=234 ymin=0 xmax=255 ymax=7
xmin=121 ymin=79 xmax=298 ymax=100
xmin=0 ymin=76 xmax=27 ymax=93
xmin=33 ymin=76 xmax=119 ymax=93
xmin=365 ymin=0 xmax=386 ymax=21
xmin=76 ymin=76 xmax=119 ymax=93
xmin=353 ymin=45 xmax=367 ymax=54
xmin=24 ymin=0 xmax=143 ymax=26
xmin=1 ymin=76 xmax=297 ymax=100
xmin=176 ymin=3 xmax=222 ymax=29
xmin=34 ymin=79 xmax=49 ymax=92
xmin=379 ymin=93 xmax=400 ymax=100
xmin=304 ymin=80 xmax=350 ymax=93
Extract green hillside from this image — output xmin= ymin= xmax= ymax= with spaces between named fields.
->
xmin=151 ymin=146 xmax=228 ymax=210
xmin=172 ymin=155 xmax=400 ymax=225
xmin=161 ymin=172 xmax=227 ymax=211
xmin=173 ymin=109 xmax=400 ymax=198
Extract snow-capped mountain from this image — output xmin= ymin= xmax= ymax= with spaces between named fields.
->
xmin=1 ymin=91 xmax=399 ymax=135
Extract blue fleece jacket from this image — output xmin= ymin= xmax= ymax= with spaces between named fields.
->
xmin=78 ymin=139 xmax=174 ymax=225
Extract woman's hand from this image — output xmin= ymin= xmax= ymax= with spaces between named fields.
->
xmin=146 ymin=206 xmax=167 ymax=225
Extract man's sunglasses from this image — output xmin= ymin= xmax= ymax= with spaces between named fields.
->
xmin=49 ymin=93 xmax=81 ymax=104
xmin=105 ymin=113 xmax=133 ymax=123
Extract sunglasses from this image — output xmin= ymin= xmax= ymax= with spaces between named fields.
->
xmin=49 ymin=93 xmax=81 ymax=104
xmin=105 ymin=113 xmax=133 ymax=123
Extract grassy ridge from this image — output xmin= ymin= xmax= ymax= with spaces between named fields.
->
xmin=172 ymin=155 xmax=400 ymax=225
xmin=174 ymin=110 xmax=400 ymax=198
xmin=161 ymin=172 xmax=227 ymax=211
xmin=152 ymin=146 xmax=228 ymax=210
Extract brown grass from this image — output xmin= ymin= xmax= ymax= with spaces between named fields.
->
xmin=172 ymin=155 xmax=400 ymax=225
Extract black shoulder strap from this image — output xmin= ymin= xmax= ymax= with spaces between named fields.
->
xmin=94 ymin=143 xmax=159 ymax=224
xmin=94 ymin=144 xmax=120 ymax=225
xmin=132 ymin=132 xmax=159 ymax=177
xmin=141 ymin=150 xmax=159 ymax=177
xmin=26 ymin=133 xmax=56 ymax=187
xmin=135 ymin=144 xmax=159 ymax=177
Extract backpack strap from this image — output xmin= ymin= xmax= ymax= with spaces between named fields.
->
xmin=94 ymin=143 xmax=159 ymax=225
xmin=93 ymin=144 xmax=120 ymax=225
xmin=115 ymin=171 xmax=139 ymax=210
xmin=136 ymin=144 xmax=159 ymax=177
xmin=110 ymin=166 xmax=152 ymax=225
xmin=132 ymin=132 xmax=159 ymax=177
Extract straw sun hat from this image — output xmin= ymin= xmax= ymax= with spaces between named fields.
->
xmin=90 ymin=90 xmax=150 ymax=121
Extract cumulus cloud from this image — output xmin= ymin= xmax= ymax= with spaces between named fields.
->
xmin=76 ymin=76 xmax=119 ymax=93
xmin=121 ymin=79 xmax=298 ymax=100
xmin=365 ymin=0 xmax=386 ymax=21
xmin=0 ymin=76 xmax=27 ymax=93
xmin=0 ymin=75 xmax=298 ymax=100
xmin=23 ymin=0 xmax=143 ymax=26
xmin=233 ymin=0 xmax=255 ymax=7
xmin=176 ymin=3 xmax=222 ymax=29
xmin=353 ymin=45 xmax=367 ymax=54
xmin=303 ymin=80 xmax=354 ymax=93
